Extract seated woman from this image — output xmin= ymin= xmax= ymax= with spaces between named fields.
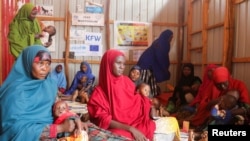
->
xmin=166 ymin=63 xmax=202 ymax=114
xmin=207 ymin=67 xmax=250 ymax=126
xmin=87 ymin=49 xmax=180 ymax=141
xmin=62 ymin=61 xmax=95 ymax=101
xmin=0 ymin=45 xmax=87 ymax=140
xmin=187 ymin=64 xmax=220 ymax=128
xmin=51 ymin=64 xmax=67 ymax=94
xmin=72 ymin=75 xmax=92 ymax=103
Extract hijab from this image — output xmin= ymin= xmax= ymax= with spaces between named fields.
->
xmin=213 ymin=66 xmax=249 ymax=103
xmin=0 ymin=45 xmax=57 ymax=140
xmin=137 ymin=29 xmax=173 ymax=82
xmin=65 ymin=61 xmax=95 ymax=95
xmin=88 ymin=49 xmax=155 ymax=140
xmin=128 ymin=65 xmax=143 ymax=86
xmin=51 ymin=64 xmax=67 ymax=89
xmin=8 ymin=3 xmax=42 ymax=58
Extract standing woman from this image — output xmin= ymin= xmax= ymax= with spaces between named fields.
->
xmin=8 ymin=3 xmax=51 ymax=59
xmin=137 ymin=29 xmax=173 ymax=97
xmin=0 ymin=45 xmax=85 ymax=140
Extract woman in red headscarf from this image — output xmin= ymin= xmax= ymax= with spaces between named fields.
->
xmin=87 ymin=49 xmax=180 ymax=141
xmin=188 ymin=64 xmax=220 ymax=128
xmin=209 ymin=67 xmax=250 ymax=118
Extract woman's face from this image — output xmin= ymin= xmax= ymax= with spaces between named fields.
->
xmin=215 ymin=81 xmax=229 ymax=91
xmin=183 ymin=67 xmax=191 ymax=76
xmin=112 ymin=55 xmax=125 ymax=77
xmin=28 ymin=9 xmax=38 ymax=21
xmin=129 ymin=69 xmax=140 ymax=81
xmin=32 ymin=52 xmax=51 ymax=79
xmin=81 ymin=64 xmax=88 ymax=72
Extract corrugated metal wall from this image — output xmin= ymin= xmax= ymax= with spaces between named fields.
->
xmin=30 ymin=0 xmax=181 ymax=92
xmin=8 ymin=0 xmax=249 ymax=93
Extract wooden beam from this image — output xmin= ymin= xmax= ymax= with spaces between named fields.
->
xmin=105 ymin=0 xmax=110 ymax=50
xmin=232 ymin=57 xmax=250 ymax=63
xmin=64 ymin=0 xmax=70 ymax=88
xmin=202 ymin=0 xmax=209 ymax=76
xmin=37 ymin=16 xmax=65 ymax=21
xmin=233 ymin=0 xmax=245 ymax=4
xmin=206 ymin=22 xmax=224 ymax=30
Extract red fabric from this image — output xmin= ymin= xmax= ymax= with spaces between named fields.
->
xmin=190 ymin=64 xmax=220 ymax=126
xmin=191 ymin=66 xmax=250 ymax=126
xmin=190 ymin=64 xmax=219 ymax=106
xmin=54 ymin=112 xmax=76 ymax=124
xmin=213 ymin=67 xmax=249 ymax=103
xmin=87 ymin=49 xmax=155 ymax=140
xmin=49 ymin=124 xmax=57 ymax=138
xmin=53 ymin=101 xmax=77 ymax=124
xmin=212 ymin=67 xmax=229 ymax=83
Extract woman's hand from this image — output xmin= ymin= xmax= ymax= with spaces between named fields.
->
xmin=35 ymin=33 xmax=44 ymax=39
xmin=73 ymin=118 xmax=82 ymax=137
xmin=129 ymin=126 xmax=148 ymax=141
xmin=43 ymin=41 xmax=52 ymax=47
xmin=57 ymin=118 xmax=76 ymax=133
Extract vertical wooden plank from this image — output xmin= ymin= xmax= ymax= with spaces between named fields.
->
xmin=224 ymin=0 xmax=235 ymax=71
xmin=187 ymin=0 xmax=193 ymax=61
xmin=202 ymin=0 xmax=209 ymax=74
xmin=64 ymin=0 xmax=70 ymax=87
xmin=104 ymin=0 xmax=110 ymax=49
xmin=176 ymin=0 xmax=185 ymax=80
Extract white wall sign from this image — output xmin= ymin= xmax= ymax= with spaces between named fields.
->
xmin=70 ymin=44 xmax=102 ymax=56
xmin=71 ymin=13 xmax=104 ymax=26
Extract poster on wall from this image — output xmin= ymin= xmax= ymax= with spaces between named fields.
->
xmin=71 ymin=13 xmax=104 ymax=26
xmin=114 ymin=21 xmax=152 ymax=49
xmin=69 ymin=32 xmax=103 ymax=56
xmin=41 ymin=21 xmax=56 ymax=52
xmin=69 ymin=44 xmax=102 ymax=56
xmin=36 ymin=5 xmax=54 ymax=16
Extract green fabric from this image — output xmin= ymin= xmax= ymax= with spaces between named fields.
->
xmin=8 ymin=3 xmax=42 ymax=58
xmin=165 ymin=101 xmax=176 ymax=113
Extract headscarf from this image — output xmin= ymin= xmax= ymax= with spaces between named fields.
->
xmin=213 ymin=67 xmax=230 ymax=83
xmin=65 ymin=61 xmax=95 ymax=95
xmin=50 ymin=64 xmax=67 ymax=89
xmin=8 ymin=3 xmax=42 ymax=58
xmin=212 ymin=66 xmax=249 ymax=103
xmin=87 ymin=49 xmax=155 ymax=140
xmin=0 ymin=45 xmax=57 ymax=140
xmin=128 ymin=65 xmax=143 ymax=86
xmin=137 ymin=29 xmax=173 ymax=83
xmin=190 ymin=64 xmax=219 ymax=106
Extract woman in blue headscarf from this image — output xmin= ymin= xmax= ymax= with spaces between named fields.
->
xmin=0 ymin=45 xmax=86 ymax=140
xmin=64 ymin=61 xmax=95 ymax=97
xmin=137 ymin=29 xmax=173 ymax=96
xmin=51 ymin=64 xmax=67 ymax=94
